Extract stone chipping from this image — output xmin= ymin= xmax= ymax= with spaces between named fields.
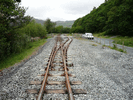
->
xmin=0 ymin=36 xmax=133 ymax=100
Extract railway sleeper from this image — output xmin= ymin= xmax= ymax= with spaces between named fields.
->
xmin=30 ymin=81 xmax=82 ymax=85
xmin=26 ymin=89 xmax=87 ymax=94
xmin=39 ymin=73 xmax=76 ymax=77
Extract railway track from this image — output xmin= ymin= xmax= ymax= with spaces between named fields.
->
xmin=27 ymin=35 xmax=87 ymax=100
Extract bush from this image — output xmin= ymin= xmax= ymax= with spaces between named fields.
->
xmin=19 ymin=20 xmax=47 ymax=38
xmin=71 ymin=26 xmax=84 ymax=33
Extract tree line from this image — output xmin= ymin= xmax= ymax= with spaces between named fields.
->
xmin=0 ymin=0 xmax=47 ymax=61
xmin=44 ymin=18 xmax=71 ymax=34
xmin=0 ymin=0 xmax=71 ymax=61
xmin=71 ymin=0 xmax=133 ymax=36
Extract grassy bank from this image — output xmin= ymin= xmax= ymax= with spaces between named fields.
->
xmin=0 ymin=38 xmax=47 ymax=70
xmin=102 ymin=45 xmax=127 ymax=53
xmin=66 ymin=33 xmax=73 ymax=36
xmin=93 ymin=33 xmax=133 ymax=47
xmin=112 ymin=36 xmax=133 ymax=47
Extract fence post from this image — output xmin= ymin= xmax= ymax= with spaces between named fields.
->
xmin=115 ymin=41 xmax=117 ymax=48
xmin=122 ymin=41 xmax=124 ymax=51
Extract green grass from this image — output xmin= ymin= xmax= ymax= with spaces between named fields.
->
xmin=102 ymin=44 xmax=127 ymax=53
xmin=0 ymin=38 xmax=47 ymax=70
xmin=66 ymin=33 xmax=72 ymax=36
xmin=112 ymin=36 xmax=133 ymax=47
xmin=93 ymin=32 xmax=111 ymax=39
xmin=94 ymin=33 xmax=133 ymax=47
xmin=92 ymin=44 xmax=97 ymax=46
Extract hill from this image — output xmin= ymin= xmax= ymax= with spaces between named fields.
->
xmin=33 ymin=18 xmax=74 ymax=28
xmin=55 ymin=20 xmax=74 ymax=28
xmin=33 ymin=18 xmax=44 ymax=25
xmin=71 ymin=0 xmax=133 ymax=36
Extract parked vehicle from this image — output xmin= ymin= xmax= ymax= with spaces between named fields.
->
xmin=82 ymin=33 xmax=94 ymax=39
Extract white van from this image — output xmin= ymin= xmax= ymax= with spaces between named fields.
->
xmin=82 ymin=33 xmax=94 ymax=39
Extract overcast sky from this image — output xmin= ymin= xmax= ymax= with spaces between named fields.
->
xmin=20 ymin=0 xmax=105 ymax=21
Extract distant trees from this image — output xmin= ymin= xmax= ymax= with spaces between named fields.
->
xmin=52 ymin=25 xmax=71 ymax=33
xmin=71 ymin=26 xmax=84 ymax=33
xmin=55 ymin=26 xmax=63 ymax=33
xmin=43 ymin=18 xmax=71 ymax=33
xmin=0 ymin=0 xmax=32 ymax=60
xmin=19 ymin=20 xmax=47 ymax=38
xmin=0 ymin=0 xmax=47 ymax=61
xmin=62 ymin=27 xmax=71 ymax=33
xmin=44 ymin=18 xmax=56 ymax=33
xmin=71 ymin=0 xmax=133 ymax=36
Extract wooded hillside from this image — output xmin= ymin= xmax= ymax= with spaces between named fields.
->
xmin=55 ymin=21 xmax=74 ymax=28
xmin=71 ymin=0 xmax=133 ymax=36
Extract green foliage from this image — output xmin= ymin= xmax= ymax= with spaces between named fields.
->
xmin=62 ymin=27 xmax=71 ymax=33
xmin=103 ymin=45 xmax=127 ymax=53
xmin=52 ymin=25 xmax=71 ymax=33
xmin=0 ymin=38 xmax=47 ymax=70
xmin=113 ymin=36 xmax=133 ymax=47
xmin=0 ymin=0 xmax=32 ymax=60
xmin=0 ymin=0 xmax=48 ymax=62
xmin=94 ymin=33 xmax=133 ymax=47
xmin=19 ymin=20 xmax=47 ymax=38
xmin=44 ymin=18 xmax=56 ymax=33
xmin=111 ymin=45 xmax=127 ymax=53
xmin=112 ymin=44 xmax=117 ymax=49
xmin=54 ymin=25 xmax=63 ymax=33
xmin=71 ymin=26 xmax=84 ymax=33
xmin=9 ymin=20 xmax=48 ymax=54
xmin=92 ymin=44 xmax=97 ymax=46
xmin=72 ymin=0 xmax=133 ymax=36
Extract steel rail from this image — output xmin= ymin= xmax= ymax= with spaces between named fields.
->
xmin=37 ymin=42 xmax=57 ymax=100
xmin=61 ymin=38 xmax=75 ymax=100
xmin=37 ymin=36 xmax=69 ymax=100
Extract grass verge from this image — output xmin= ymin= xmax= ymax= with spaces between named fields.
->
xmin=112 ymin=36 xmax=133 ymax=47
xmin=92 ymin=44 xmax=97 ymax=46
xmin=93 ymin=32 xmax=111 ymax=38
xmin=102 ymin=44 xmax=127 ymax=53
xmin=94 ymin=32 xmax=133 ymax=47
xmin=66 ymin=33 xmax=73 ymax=36
xmin=0 ymin=38 xmax=47 ymax=70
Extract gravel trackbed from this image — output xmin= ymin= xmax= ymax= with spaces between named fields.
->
xmin=0 ymin=36 xmax=133 ymax=100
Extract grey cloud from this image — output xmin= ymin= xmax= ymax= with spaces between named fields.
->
xmin=61 ymin=0 xmax=104 ymax=14
xmin=23 ymin=0 xmax=105 ymax=21
xmin=25 ymin=6 xmax=52 ymax=19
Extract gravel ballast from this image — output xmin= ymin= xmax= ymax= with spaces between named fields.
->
xmin=0 ymin=36 xmax=133 ymax=100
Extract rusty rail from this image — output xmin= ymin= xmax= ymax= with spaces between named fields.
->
xmin=37 ymin=42 xmax=57 ymax=100
xmin=37 ymin=36 xmax=74 ymax=100
xmin=61 ymin=38 xmax=74 ymax=100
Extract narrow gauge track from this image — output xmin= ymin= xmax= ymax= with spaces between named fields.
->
xmin=27 ymin=35 xmax=86 ymax=100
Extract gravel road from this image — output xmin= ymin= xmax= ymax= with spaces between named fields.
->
xmin=0 ymin=36 xmax=133 ymax=100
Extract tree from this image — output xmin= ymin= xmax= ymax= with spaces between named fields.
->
xmin=93 ymin=7 xmax=96 ymax=10
xmin=51 ymin=22 xmax=56 ymax=33
xmin=0 ymin=0 xmax=32 ymax=60
xmin=71 ymin=26 xmax=84 ymax=33
xmin=62 ymin=27 xmax=71 ymax=33
xmin=44 ymin=18 xmax=56 ymax=33
xmin=55 ymin=26 xmax=63 ymax=33
xmin=72 ymin=0 xmax=133 ymax=36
